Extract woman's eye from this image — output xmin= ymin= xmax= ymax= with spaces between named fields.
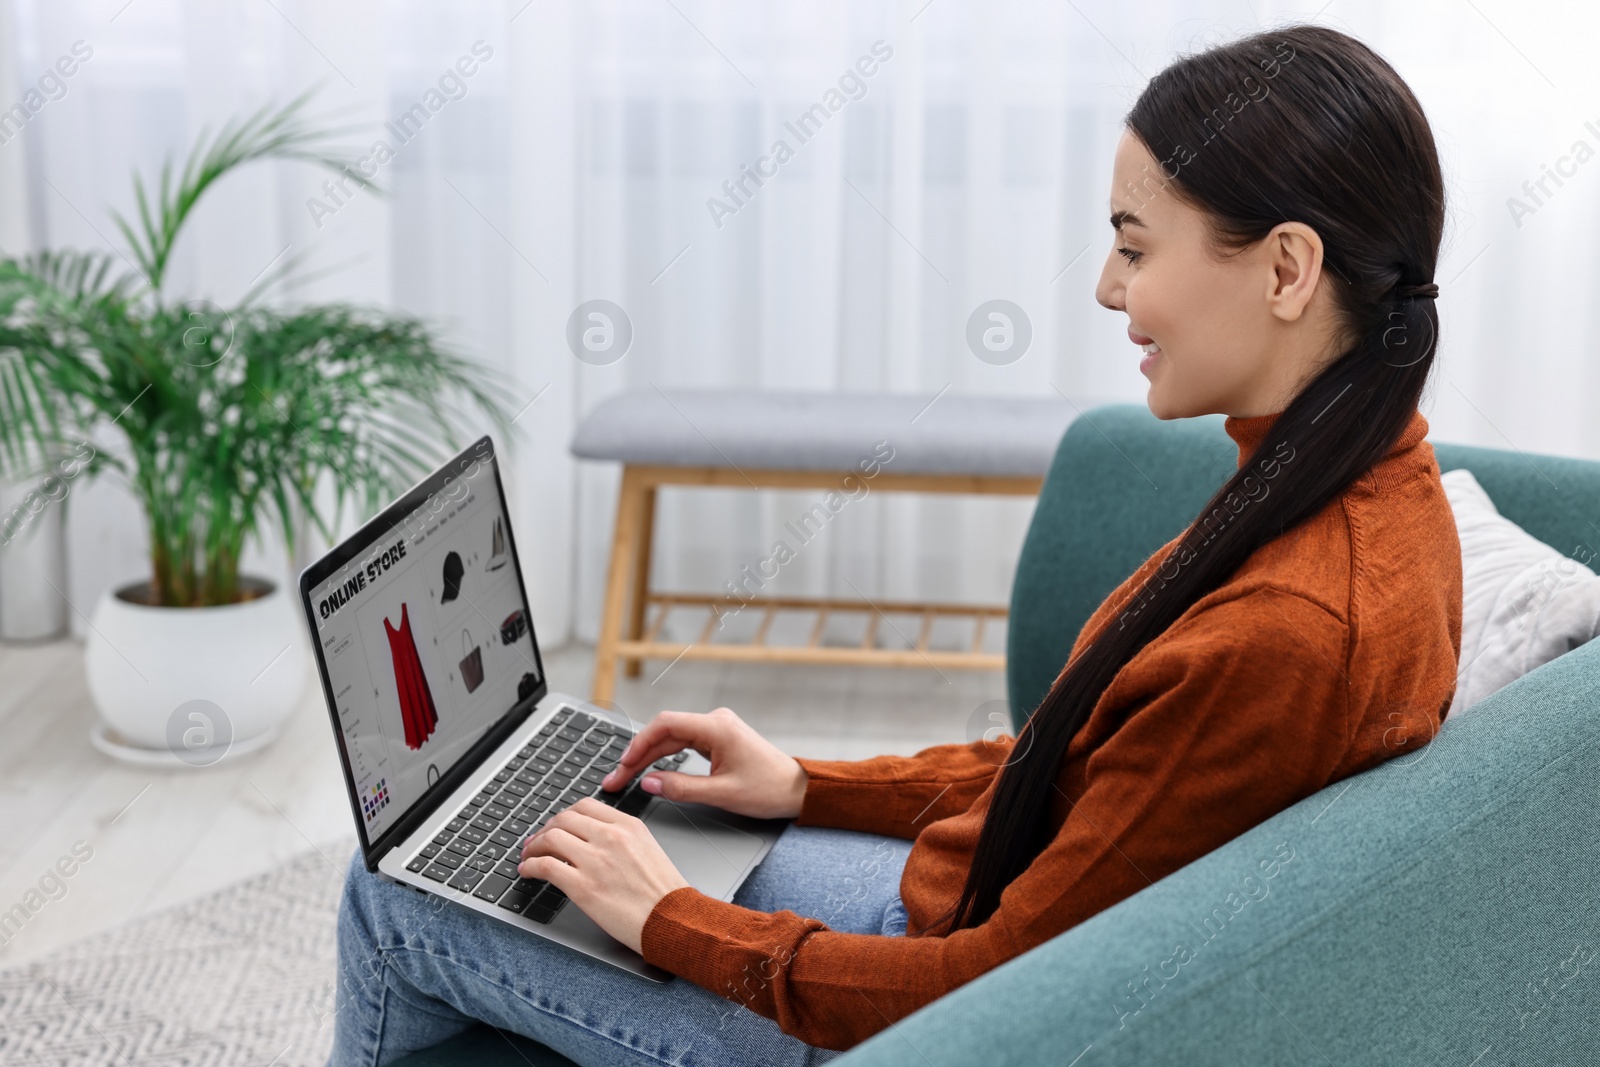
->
xmin=1116 ymin=246 xmax=1142 ymax=264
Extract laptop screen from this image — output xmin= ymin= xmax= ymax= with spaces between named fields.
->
xmin=301 ymin=437 xmax=545 ymax=856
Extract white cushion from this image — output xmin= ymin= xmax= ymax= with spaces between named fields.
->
xmin=1442 ymin=467 xmax=1600 ymax=718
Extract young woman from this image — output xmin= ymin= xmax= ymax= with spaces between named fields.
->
xmin=332 ymin=23 xmax=1461 ymax=1066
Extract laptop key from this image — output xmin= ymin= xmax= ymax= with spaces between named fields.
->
xmin=446 ymin=819 xmax=466 ymax=833
xmin=501 ymin=781 xmax=531 ymax=798
xmin=498 ymin=888 xmax=532 ymax=914
xmin=446 ymin=838 xmax=474 ymax=856
xmin=406 ymin=856 xmax=428 ymax=873
xmin=473 ymin=874 xmax=513 ymax=903
xmin=526 ymin=884 xmax=567 ymax=922
xmin=472 ymin=792 xmax=494 ymax=807
xmin=504 ymin=818 xmax=530 ymax=835
xmin=420 ymin=843 xmax=443 ymax=858
xmin=459 ymin=826 xmax=487 ymax=844
xmin=469 ymin=855 xmax=497 ymax=873
xmin=561 ymin=788 xmax=592 ymax=807
xmin=422 ymin=863 xmax=454 ymax=883
xmin=471 ymin=815 xmax=497 ymax=832
xmin=447 ymin=868 xmax=485 ymax=893
xmin=495 ymin=860 xmax=522 ymax=880
xmin=618 ymin=787 xmax=651 ymax=817
xmin=490 ymin=830 xmax=519 ymax=848
xmin=433 ymin=831 xmax=453 ymax=846
xmin=580 ymin=768 xmax=606 ymax=785
xmin=484 ymin=803 xmax=511 ymax=821
xmin=435 ymin=850 xmax=465 ymax=870
xmin=476 ymin=843 xmax=504 ymax=860
xmin=518 ymin=745 xmax=537 ymax=758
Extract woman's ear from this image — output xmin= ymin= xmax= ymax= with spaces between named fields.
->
xmin=1263 ymin=221 xmax=1325 ymax=323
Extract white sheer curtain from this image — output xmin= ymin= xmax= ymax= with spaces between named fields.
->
xmin=5 ymin=0 xmax=1598 ymax=646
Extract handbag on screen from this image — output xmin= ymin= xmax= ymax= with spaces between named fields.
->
xmin=459 ymin=629 xmax=484 ymax=693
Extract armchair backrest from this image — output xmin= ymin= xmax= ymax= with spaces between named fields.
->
xmin=1007 ymin=403 xmax=1600 ymax=729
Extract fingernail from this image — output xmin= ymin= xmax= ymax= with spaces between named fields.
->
xmin=640 ymin=775 xmax=661 ymax=795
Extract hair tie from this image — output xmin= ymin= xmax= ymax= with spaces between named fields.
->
xmin=1394 ymin=282 xmax=1439 ymax=301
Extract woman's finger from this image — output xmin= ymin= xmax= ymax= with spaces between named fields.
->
xmin=606 ymin=712 xmax=716 ymax=786
xmin=521 ymin=825 xmax=587 ymax=860
xmin=564 ymin=796 xmax=627 ymax=823
xmin=515 ymin=852 xmax=574 ymax=886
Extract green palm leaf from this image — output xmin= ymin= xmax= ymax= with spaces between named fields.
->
xmin=0 ymin=95 xmax=512 ymax=606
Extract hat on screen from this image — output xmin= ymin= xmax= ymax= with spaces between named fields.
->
xmin=442 ymin=551 xmax=464 ymax=603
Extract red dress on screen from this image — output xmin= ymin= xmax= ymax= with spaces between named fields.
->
xmin=384 ymin=603 xmax=439 ymax=749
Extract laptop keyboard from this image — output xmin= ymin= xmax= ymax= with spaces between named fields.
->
xmin=403 ymin=706 xmax=687 ymax=923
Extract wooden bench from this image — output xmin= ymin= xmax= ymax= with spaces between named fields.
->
xmin=570 ymin=388 xmax=1079 ymax=702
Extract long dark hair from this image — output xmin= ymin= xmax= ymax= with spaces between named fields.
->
xmin=948 ymin=25 xmax=1445 ymax=930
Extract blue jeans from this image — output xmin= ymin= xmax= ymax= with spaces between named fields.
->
xmin=331 ymin=824 xmax=912 ymax=1067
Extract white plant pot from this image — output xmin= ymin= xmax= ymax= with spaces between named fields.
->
xmin=85 ymin=576 xmax=310 ymax=766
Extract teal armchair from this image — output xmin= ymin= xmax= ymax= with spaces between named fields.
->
xmin=398 ymin=404 xmax=1600 ymax=1066
xmin=845 ymin=404 xmax=1600 ymax=1066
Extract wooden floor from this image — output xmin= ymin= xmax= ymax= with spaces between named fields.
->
xmin=0 ymin=637 xmax=1004 ymax=968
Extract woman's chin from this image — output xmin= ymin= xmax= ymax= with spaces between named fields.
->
xmin=1145 ymin=384 xmax=1179 ymax=421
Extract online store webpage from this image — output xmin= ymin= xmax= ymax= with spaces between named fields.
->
xmin=308 ymin=460 xmax=542 ymax=842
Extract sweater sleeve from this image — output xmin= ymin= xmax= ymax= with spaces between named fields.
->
xmin=640 ymin=586 xmax=1352 ymax=1050
xmin=791 ymin=739 xmax=1010 ymax=839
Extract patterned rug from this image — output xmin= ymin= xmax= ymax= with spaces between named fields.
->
xmin=0 ymin=842 xmax=355 ymax=1067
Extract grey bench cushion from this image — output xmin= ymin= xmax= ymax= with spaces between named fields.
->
xmin=570 ymin=388 xmax=1089 ymax=477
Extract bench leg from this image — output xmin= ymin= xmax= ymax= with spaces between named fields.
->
xmin=622 ymin=485 xmax=656 ymax=678
xmin=592 ymin=467 xmax=647 ymax=704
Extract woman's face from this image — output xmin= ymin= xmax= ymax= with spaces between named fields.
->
xmin=1094 ymin=130 xmax=1346 ymax=420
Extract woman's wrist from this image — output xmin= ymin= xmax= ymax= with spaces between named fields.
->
xmin=784 ymin=758 xmax=808 ymax=818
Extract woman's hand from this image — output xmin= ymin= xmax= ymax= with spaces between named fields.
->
xmin=600 ymin=706 xmax=808 ymax=820
xmin=517 ymin=798 xmax=688 ymax=954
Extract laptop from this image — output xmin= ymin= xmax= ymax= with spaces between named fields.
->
xmin=298 ymin=435 xmax=786 ymax=981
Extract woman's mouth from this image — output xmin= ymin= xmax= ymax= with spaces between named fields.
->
xmin=1130 ymin=332 xmax=1162 ymax=376
xmin=1139 ymin=345 xmax=1160 ymax=375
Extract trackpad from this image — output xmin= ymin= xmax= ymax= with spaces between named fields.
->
xmin=645 ymin=802 xmax=765 ymax=899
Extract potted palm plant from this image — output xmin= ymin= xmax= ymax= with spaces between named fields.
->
xmin=0 ymin=95 xmax=509 ymax=765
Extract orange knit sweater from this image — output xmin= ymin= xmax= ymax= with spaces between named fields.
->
xmin=639 ymin=407 xmax=1462 ymax=1050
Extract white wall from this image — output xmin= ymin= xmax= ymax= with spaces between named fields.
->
xmin=1 ymin=0 xmax=1597 ymax=646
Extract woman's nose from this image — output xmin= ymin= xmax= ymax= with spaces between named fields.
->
xmin=1095 ymin=255 xmax=1124 ymax=312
